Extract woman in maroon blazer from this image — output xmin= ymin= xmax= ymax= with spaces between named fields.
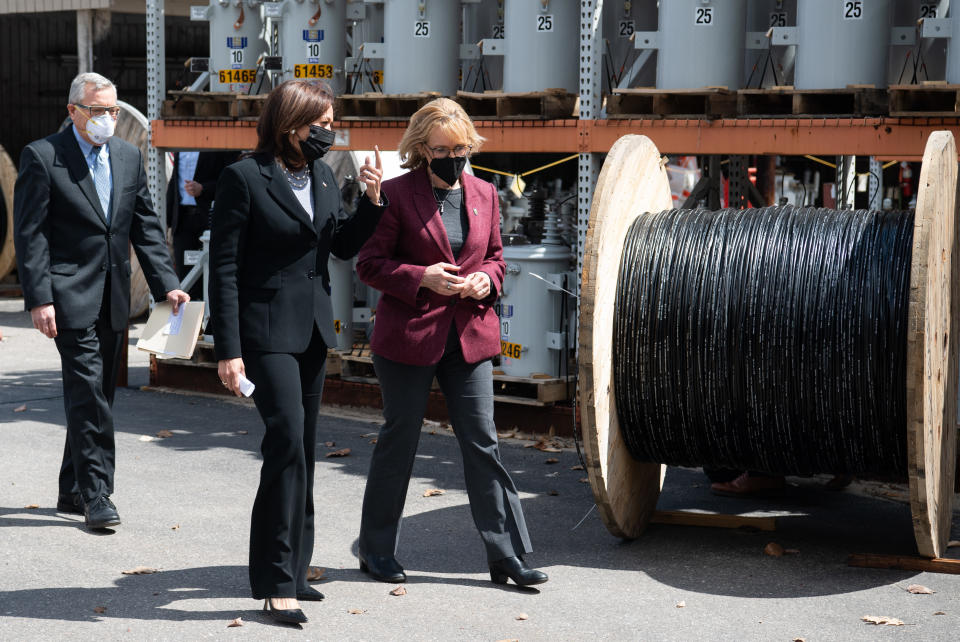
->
xmin=356 ymin=98 xmax=548 ymax=587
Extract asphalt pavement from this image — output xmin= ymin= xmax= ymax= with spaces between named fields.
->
xmin=1 ymin=297 xmax=959 ymax=641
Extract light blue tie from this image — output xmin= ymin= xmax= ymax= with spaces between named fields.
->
xmin=90 ymin=147 xmax=111 ymax=222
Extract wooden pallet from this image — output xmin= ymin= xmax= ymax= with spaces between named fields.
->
xmin=337 ymin=92 xmax=443 ymax=120
xmin=325 ymin=348 xmax=342 ymax=377
xmin=738 ymin=86 xmax=887 ymax=117
xmin=606 ymin=88 xmax=737 ymax=119
xmin=162 ymin=91 xmax=243 ymax=119
xmin=889 ymin=83 xmax=960 ymax=116
xmin=339 ymin=353 xmax=377 ymax=384
xmin=456 ymin=89 xmax=578 ymax=120
xmin=491 ymin=371 xmax=573 ymax=406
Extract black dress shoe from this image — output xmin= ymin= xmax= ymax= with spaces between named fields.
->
xmin=359 ymin=554 xmax=406 ymax=583
xmin=489 ymin=556 xmax=548 ymax=586
xmin=56 ymin=493 xmax=84 ymax=515
xmin=264 ymin=599 xmax=307 ymax=625
xmin=296 ymin=586 xmax=325 ymax=601
xmin=84 ymin=496 xmax=120 ymax=529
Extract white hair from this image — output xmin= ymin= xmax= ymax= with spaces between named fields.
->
xmin=68 ymin=73 xmax=116 ymax=104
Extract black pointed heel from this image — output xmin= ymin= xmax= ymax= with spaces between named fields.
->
xmin=488 ymin=556 xmax=548 ymax=586
xmin=263 ymin=599 xmax=308 ymax=624
xmin=296 ymin=586 xmax=325 ymax=601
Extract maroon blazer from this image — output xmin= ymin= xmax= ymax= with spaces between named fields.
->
xmin=357 ymin=166 xmax=505 ymax=366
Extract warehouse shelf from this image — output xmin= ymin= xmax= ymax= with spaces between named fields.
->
xmin=151 ymin=117 xmax=960 ymax=160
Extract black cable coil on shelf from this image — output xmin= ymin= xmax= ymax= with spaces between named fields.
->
xmin=613 ymin=206 xmax=915 ymax=477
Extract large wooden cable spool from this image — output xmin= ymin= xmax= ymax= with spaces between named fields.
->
xmin=59 ymin=101 xmax=153 ymax=318
xmin=0 ymin=144 xmax=17 ymax=280
xmin=578 ymin=132 xmax=958 ymax=557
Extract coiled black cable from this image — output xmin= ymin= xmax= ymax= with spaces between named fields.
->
xmin=613 ymin=206 xmax=913 ymax=477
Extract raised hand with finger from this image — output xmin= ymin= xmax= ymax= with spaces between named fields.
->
xmin=359 ymin=145 xmax=384 ymax=205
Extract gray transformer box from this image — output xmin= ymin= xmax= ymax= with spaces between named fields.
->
xmin=206 ymin=0 xmax=268 ymax=92
xmin=380 ymin=0 xmax=461 ymax=94
xmin=277 ymin=0 xmax=348 ymax=94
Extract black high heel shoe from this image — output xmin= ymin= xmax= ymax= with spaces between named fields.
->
xmin=489 ymin=556 xmax=548 ymax=586
xmin=296 ymin=586 xmax=325 ymax=601
xmin=359 ymin=554 xmax=406 ymax=583
xmin=263 ymin=598 xmax=308 ymax=624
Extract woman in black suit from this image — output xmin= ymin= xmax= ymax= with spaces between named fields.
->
xmin=210 ymin=80 xmax=384 ymax=625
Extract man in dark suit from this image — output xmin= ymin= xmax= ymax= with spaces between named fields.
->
xmin=14 ymin=72 xmax=188 ymax=530
xmin=166 ymin=150 xmax=235 ymax=299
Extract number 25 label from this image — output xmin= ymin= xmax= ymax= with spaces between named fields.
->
xmin=843 ymin=1 xmax=863 ymax=19
xmin=695 ymin=7 xmax=713 ymax=25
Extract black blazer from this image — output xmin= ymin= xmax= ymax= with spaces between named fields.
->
xmin=166 ymin=150 xmax=236 ymax=233
xmin=210 ymin=153 xmax=385 ymax=360
xmin=13 ymin=128 xmax=180 ymax=332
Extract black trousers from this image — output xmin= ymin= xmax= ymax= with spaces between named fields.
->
xmin=359 ymin=327 xmax=532 ymax=563
xmin=244 ymin=326 xmax=327 ymax=600
xmin=172 ymin=205 xmax=206 ymax=301
xmin=54 ymin=275 xmax=124 ymax=503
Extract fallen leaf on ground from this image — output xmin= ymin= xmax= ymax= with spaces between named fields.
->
xmin=570 ymin=464 xmax=585 ymax=471
xmin=545 ymin=458 xmax=559 ymax=464
xmin=307 ymin=566 xmax=325 ymax=582
xmin=326 ymin=448 xmax=351 ymax=458
xmin=23 ymin=504 xmax=39 ymax=509
xmin=536 ymin=445 xmax=562 ymax=453
xmin=862 ymin=615 xmax=904 ymax=626
xmin=578 ymin=477 xmax=589 ymax=483
xmin=360 ymin=432 xmax=378 ymax=438
xmin=138 ymin=436 xmax=154 ymax=442
xmin=93 ymin=606 xmax=106 ymax=614
xmin=324 ymin=441 xmax=336 ymax=447
xmin=227 ymin=617 xmax=243 ymax=628
xmin=369 ymin=438 xmax=378 ymax=445
xmin=907 ymin=584 xmax=934 ymax=594
xmin=934 ymin=611 xmax=946 ymax=615
xmin=423 ymin=489 xmax=445 ymax=497
xmin=763 ymin=542 xmax=785 ymax=557
xmin=121 ymin=566 xmax=158 ymax=575
xmin=389 ymin=586 xmax=406 ymax=596
xmin=497 ymin=430 xmax=516 ymax=439
xmin=515 ymin=612 xmax=529 ymax=620
xmin=548 ymin=490 xmax=559 ymax=496
xmin=171 ymin=524 xmax=180 ymax=531
xmin=348 ymin=608 xmax=366 ymax=615
xmin=156 ymin=430 xmax=174 ymax=438
xmin=784 ymin=548 xmax=800 ymax=555
xmin=676 ymin=601 xmax=686 ymax=608
xmin=237 ymin=430 xmax=248 ymax=435
xmin=13 ymin=404 xmax=26 ymax=412
xmin=792 ymin=638 xmax=806 ymax=642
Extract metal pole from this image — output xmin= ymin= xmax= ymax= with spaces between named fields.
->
xmin=146 ymin=0 xmax=166 ymax=230
xmin=77 ymin=10 xmax=93 ymax=74
xmin=578 ymin=0 xmax=603 ymax=306
xmin=868 ymin=156 xmax=883 ymax=211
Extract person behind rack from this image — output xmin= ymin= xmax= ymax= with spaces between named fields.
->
xmin=355 ymin=97 xmax=548 ymax=588
xmin=209 ymin=79 xmax=385 ymax=625
xmin=166 ymin=149 xmax=236 ymax=299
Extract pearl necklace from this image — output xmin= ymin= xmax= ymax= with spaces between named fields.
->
xmin=279 ymin=162 xmax=310 ymax=189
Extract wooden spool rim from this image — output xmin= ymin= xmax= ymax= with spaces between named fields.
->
xmin=0 ymin=143 xmax=16 ymax=280
xmin=906 ymin=131 xmax=958 ymax=558
xmin=579 ymin=132 xmax=957 ymax=556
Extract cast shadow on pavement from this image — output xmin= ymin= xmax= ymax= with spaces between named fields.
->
xmin=0 ymin=564 xmax=300 ymax=625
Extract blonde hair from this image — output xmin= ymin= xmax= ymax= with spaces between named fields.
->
xmin=398 ymin=98 xmax=484 ymax=170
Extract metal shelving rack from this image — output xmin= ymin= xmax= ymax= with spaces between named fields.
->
xmin=144 ymin=1 xmax=960 ymax=285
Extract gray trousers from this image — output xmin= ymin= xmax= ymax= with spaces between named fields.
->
xmin=359 ymin=329 xmax=533 ymax=563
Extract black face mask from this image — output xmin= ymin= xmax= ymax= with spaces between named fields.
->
xmin=429 ymin=155 xmax=468 ymax=187
xmin=300 ymin=125 xmax=335 ymax=162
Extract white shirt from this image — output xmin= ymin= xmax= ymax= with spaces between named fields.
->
xmin=178 ymin=151 xmax=200 ymax=206
xmin=291 ymin=175 xmax=314 ymax=222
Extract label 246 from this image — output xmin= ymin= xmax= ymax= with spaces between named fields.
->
xmin=501 ymin=341 xmax=523 ymax=360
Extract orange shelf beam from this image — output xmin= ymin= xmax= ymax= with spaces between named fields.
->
xmin=152 ymin=117 xmax=960 ymax=159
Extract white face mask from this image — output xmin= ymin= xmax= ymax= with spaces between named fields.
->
xmin=85 ymin=113 xmax=116 ymax=145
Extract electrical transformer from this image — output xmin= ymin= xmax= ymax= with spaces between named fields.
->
xmin=498 ymin=0 xmax=579 ymax=93
xmin=206 ymin=0 xmax=268 ymax=92
xmin=378 ymin=0 xmax=461 ymax=94
xmin=275 ymin=0 xmax=347 ymax=93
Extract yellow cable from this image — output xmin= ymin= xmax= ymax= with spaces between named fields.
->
xmin=519 ymin=154 xmax=580 ymax=177
xmin=803 ymin=154 xmax=837 ymax=169
xmin=469 ymin=163 xmax=515 ymax=177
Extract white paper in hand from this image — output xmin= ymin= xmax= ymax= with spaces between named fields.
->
xmin=238 ymin=375 xmax=256 ymax=397
xmin=163 ymin=306 xmax=185 ymax=336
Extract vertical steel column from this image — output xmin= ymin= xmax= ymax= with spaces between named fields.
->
xmin=578 ymin=0 xmax=603 ymax=304
xmin=868 ymin=156 xmax=882 ymax=211
xmin=146 ymin=0 xmax=166 ymax=230
xmin=836 ymin=155 xmax=856 ymax=210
